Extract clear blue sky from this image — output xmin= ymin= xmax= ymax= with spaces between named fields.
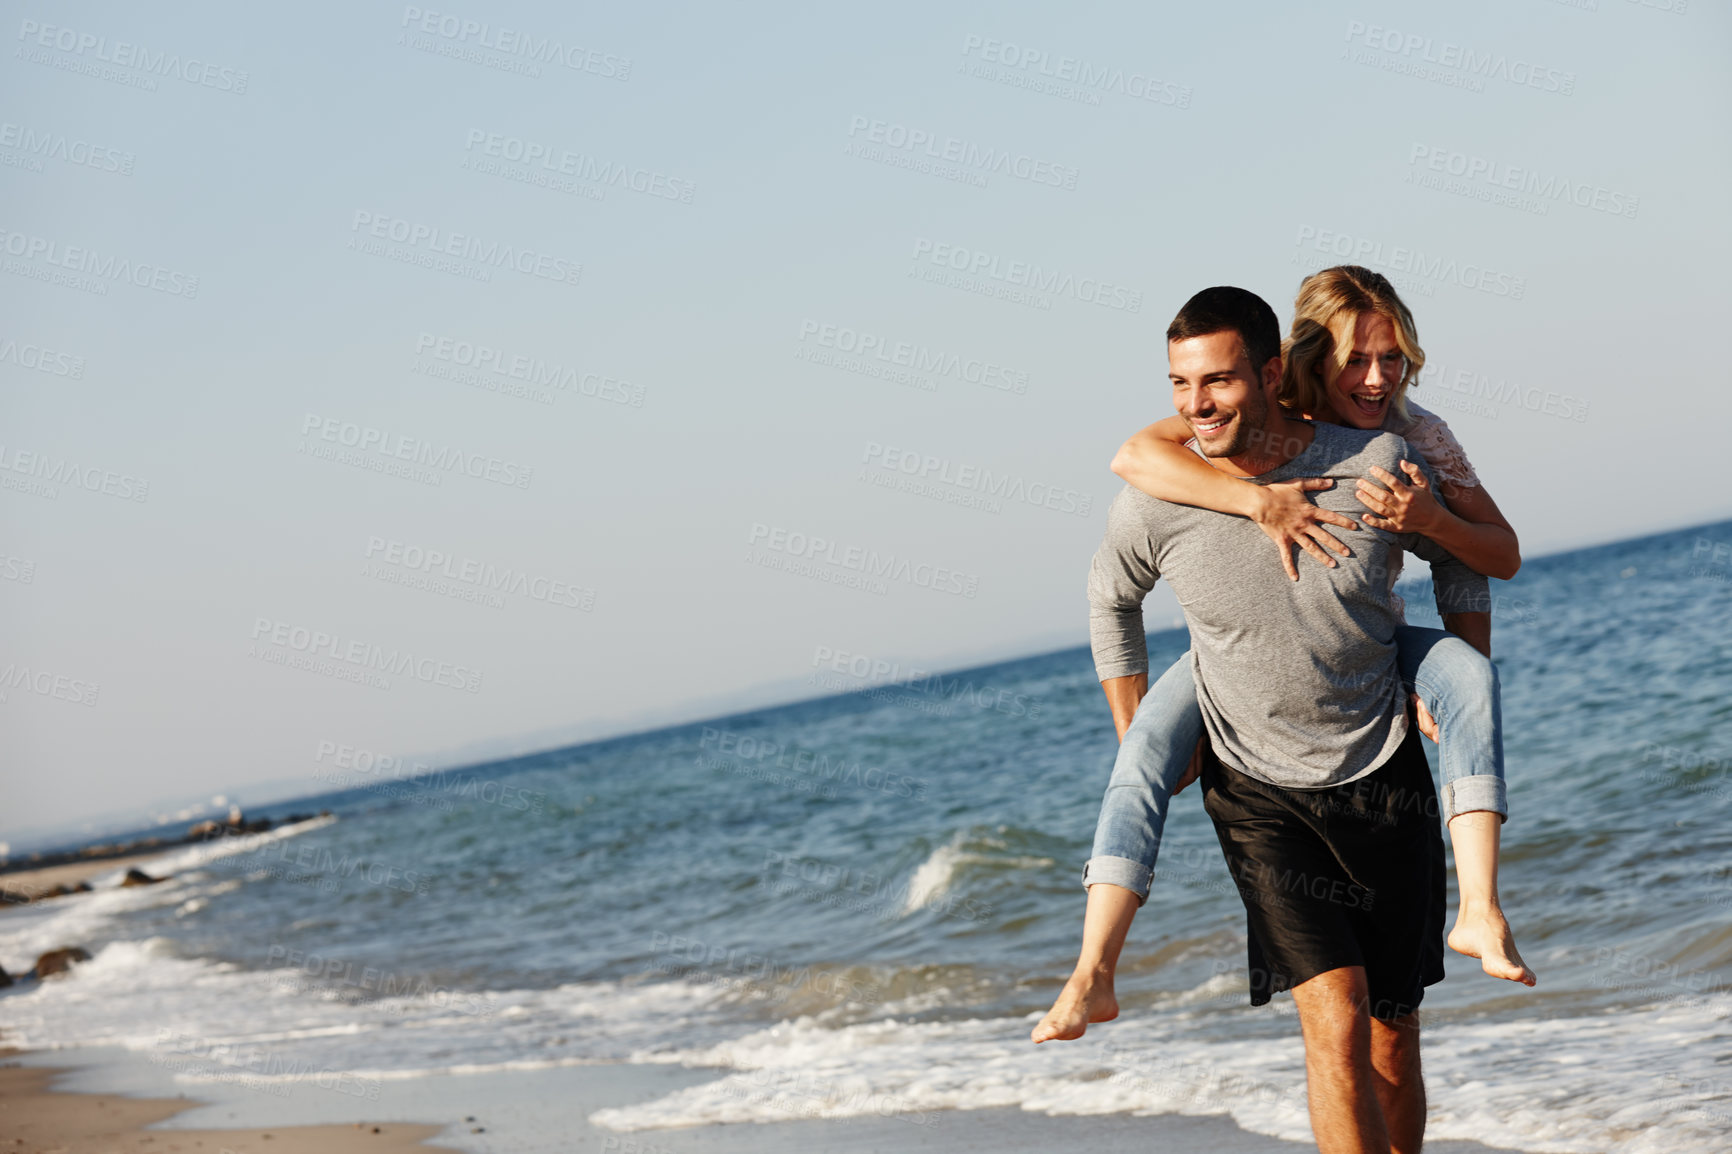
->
xmin=5 ymin=0 xmax=1729 ymax=837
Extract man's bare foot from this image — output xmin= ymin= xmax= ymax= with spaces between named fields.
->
xmin=1448 ymin=902 xmax=1537 ymax=986
xmin=1031 ymin=967 xmax=1119 ymax=1043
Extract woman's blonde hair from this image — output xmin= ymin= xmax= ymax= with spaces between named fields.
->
xmin=1278 ymin=266 xmax=1426 ymax=424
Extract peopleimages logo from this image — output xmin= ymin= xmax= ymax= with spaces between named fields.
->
xmin=363 ymin=535 xmax=596 ymax=610
xmin=910 ymin=237 xmax=1142 ymax=312
xmin=414 ymin=332 xmax=644 ymax=407
xmin=0 ymin=336 xmax=85 ymax=378
xmin=264 ymin=945 xmax=498 ymax=1016
xmin=796 ymin=320 xmax=1028 ymax=395
xmin=399 ymin=7 xmax=631 ymax=79
xmin=0 ymin=661 xmax=100 ymax=707
xmin=0 ymin=227 xmax=199 ymax=297
xmin=150 ymin=1030 xmax=379 ymax=1101
xmin=312 ymin=739 xmax=549 ymax=813
xmin=299 ymin=413 xmax=534 ymax=489
xmin=1292 ymin=226 xmax=1526 ymax=300
xmin=697 ymin=728 xmax=926 ymax=800
xmin=810 ymin=645 xmax=1041 ymax=719
xmin=845 ymin=115 xmax=1080 ymax=189
xmin=861 ymin=441 xmax=1092 ymax=517
xmin=1342 ymin=20 xmax=1575 ymax=95
xmin=16 ymin=19 xmax=250 ymax=93
xmin=760 ymin=849 xmax=995 ymax=922
xmin=0 ymin=443 xmax=149 ymax=501
xmin=0 ymin=121 xmax=134 ymax=174
xmin=463 ymin=130 xmax=693 ymax=203
xmin=958 ymin=35 xmax=1192 ymax=108
xmin=1406 ymin=144 xmax=1638 ymax=219
xmin=349 ymin=211 xmax=581 ymax=286
xmin=249 ymin=617 xmax=483 ymax=693
xmin=1416 ymin=360 xmax=1589 ymax=423
xmin=746 ymin=522 xmax=980 ymax=598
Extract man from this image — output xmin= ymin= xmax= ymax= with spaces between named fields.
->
xmin=1047 ymin=286 xmax=1489 ymax=1153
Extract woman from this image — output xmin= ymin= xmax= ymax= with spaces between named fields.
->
xmin=1033 ymin=266 xmax=1534 ymax=1045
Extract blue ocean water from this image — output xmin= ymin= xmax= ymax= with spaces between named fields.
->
xmin=3 ymin=520 xmax=1729 ymax=1152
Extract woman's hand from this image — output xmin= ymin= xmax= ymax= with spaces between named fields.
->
xmin=1252 ymin=478 xmax=1362 ymax=581
xmin=1356 ymin=461 xmax=1445 ymax=535
xmin=1174 ymin=736 xmax=1205 ymax=795
xmin=1411 ymin=693 xmax=1440 ymax=742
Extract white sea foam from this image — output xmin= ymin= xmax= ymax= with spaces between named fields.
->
xmin=0 ymin=879 xmax=192 ymax=976
xmin=125 ymin=815 xmax=339 ymax=878
xmin=7 ymin=931 xmax=1732 ymax=1150
xmin=589 ymin=993 xmax=1732 ymax=1152
xmin=0 ymin=938 xmax=749 ymax=1081
xmin=0 ymin=818 xmax=334 ymax=976
xmin=900 ymin=831 xmax=1052 ymax=916
xmin=901 ymin=839 xmax=966 ymax=913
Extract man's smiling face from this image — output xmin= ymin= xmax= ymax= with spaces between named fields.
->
xmin=1169 ymin=330 xmax=1275 ymax=459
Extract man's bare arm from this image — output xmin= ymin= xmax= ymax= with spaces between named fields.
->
xmin=1441 ymin=610 xmax=1491 ymax=659
xmin=1113 ymin=418 xmax=1360 ymax=581
xmin=1104 ymin=671 xmax=1207 ymax=792
xmin=1102 ymin=673 xmax=1148 ymax=742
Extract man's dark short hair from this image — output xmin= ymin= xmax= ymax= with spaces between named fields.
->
xmin=1166 ymin=286 xmax=1281 ymax=374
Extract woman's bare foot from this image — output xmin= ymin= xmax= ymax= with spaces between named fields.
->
xmin=1448 ymin=901 xmax=1537 ymax=986
xmin=1031 ymin=967 xmax=1119 ymax=1042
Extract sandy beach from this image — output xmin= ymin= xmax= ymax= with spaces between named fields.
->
xmin=0 ymin=1060 xmax=452 ymax=1154
xmin=0 ymin=1049 xmax=1537 ymax=1154
xmin=0 ymin=853 xmax=176 ymax=905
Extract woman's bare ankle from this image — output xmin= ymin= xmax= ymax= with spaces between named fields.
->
xmin=1454 ymin=896 xmax=1506 ymax=921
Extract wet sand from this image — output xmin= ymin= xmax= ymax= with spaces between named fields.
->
xmin=0 ymin=1061 xmax=454 ymax=1153
xmin=0 ymin=1048 xmax=1535 ymax=1154
xmin=0 ymin=852 xmax=175 ymax=905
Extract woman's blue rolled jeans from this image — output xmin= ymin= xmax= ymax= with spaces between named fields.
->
xmin=1083 ymin=625 xmax=1506 ymax=902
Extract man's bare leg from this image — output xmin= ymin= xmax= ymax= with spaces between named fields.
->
xmin=1290 ymin=966 xmax=1395 ymax=1154
xmin=1444 ymin=811 xmax=1536 ymax=986
xmin=1369 ymin=1012 xmax=1424 ymax=1154
xmin=1030 ymin=882 xmax=1138 ymax=1043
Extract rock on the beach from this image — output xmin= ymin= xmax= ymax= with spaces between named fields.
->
xmin=33 ymin=947 xmax=92 ymax=978
xmin=190 ymin=812 xmax=275 ymax=840
xmin=120 ymin=868 xmax=163 ymax=887
xmin=0 ymin=881 xmax=93 ymax=907
xmin=44 ymin=881 xmax=95 ymax=899
xmin=0 ymin=963 xmax=11 ymax=988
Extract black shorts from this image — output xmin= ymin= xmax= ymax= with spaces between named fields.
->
xmin=1201 ymin=722 xmax=1446 ymax=1021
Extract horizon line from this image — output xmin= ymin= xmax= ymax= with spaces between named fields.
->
xmin=9 ymin=510 xmax=1728 ymax=849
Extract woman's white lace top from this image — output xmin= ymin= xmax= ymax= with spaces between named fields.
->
xmin=1380 ymin=401 xmax=1482 ymax=621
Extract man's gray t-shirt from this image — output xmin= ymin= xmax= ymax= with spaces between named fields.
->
xmin=1087 ymin=421 xmax=1490 ymax=790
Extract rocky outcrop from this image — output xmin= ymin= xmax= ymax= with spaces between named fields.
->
xmin=0 ymin=880 xmax=92 ymax=907
xmin=188 ymin=810 xmax=318 ymax=841
xmin=46 ymin=881 xmax=94 ymax=897
xmin=32 ymin=946 xmax=92 ymax=978
xmin=120 ymin=868 xmax=163 ymax=887
xmin=1 ymin=808 xmax=334 ymax=882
